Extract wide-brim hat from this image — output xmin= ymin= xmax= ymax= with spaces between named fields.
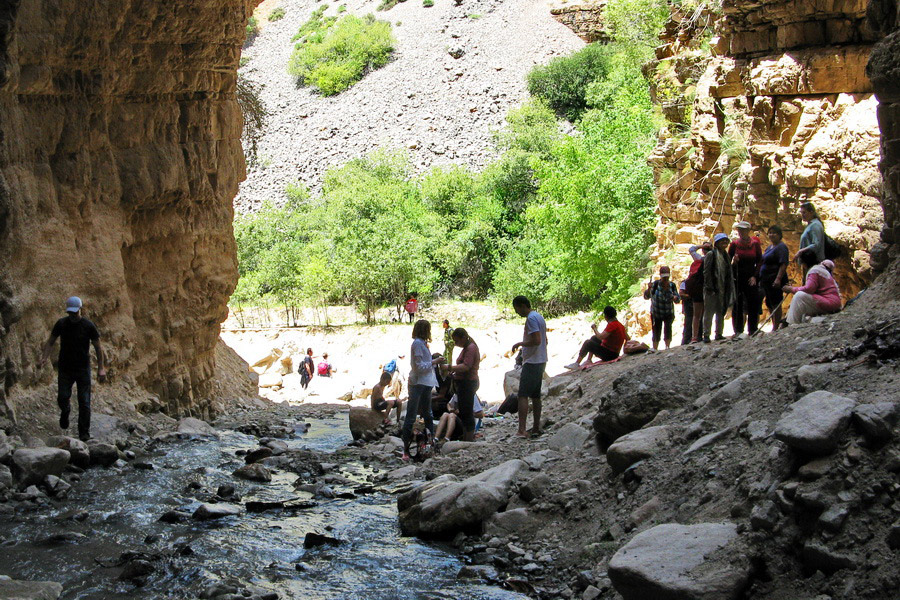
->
xmin=734 ymin=220 xmax=751 ymax=229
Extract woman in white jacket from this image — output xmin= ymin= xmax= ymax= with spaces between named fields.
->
xmin=403 ymin=319 xmax=445 ymax=460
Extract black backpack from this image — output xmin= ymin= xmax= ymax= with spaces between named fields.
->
xmin=823 ymin=233 xmax=841 ymax=260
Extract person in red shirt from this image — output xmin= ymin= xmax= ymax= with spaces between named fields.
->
xmin=566 ymin=306 xmax=630 ymax=370
xmin=728 ymin=221 xmax=762 ymax=336
xmin=404 ymin=293 xmax=418 ymax=323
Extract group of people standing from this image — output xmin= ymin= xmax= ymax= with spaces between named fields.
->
xmin=645 ymin=202 xmax=843 ymax=347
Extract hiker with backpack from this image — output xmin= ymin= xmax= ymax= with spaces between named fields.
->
xmin=643 ymin=265 xmax=680 ymax=350
xmin=299 ymin=348 xmax=315 ymax=389
xmin=684 ymin=242 xmax=710 ymax=343
xmin=317 ymin=353 xmax=334 ymax=377
xmin=760 ymin=225 xmax=790 ymax=331
xmin=703 ymin=233 xmax=736 ymax=342
xmin=728 ymin=221 xmax=763 ymax=336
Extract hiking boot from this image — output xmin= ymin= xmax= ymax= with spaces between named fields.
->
xmin=702 ymin=337 xmax=711 ymax=343
xmin=564 ymin=362 xmax=580 ymax=370
xmin=59 ymin=411 xmax=70 ymax=430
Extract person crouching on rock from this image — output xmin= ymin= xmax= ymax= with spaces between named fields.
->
xmin=403 ymin=319 xmax=444 ymax=461
xmin=371 ymin=370 xmax=402 ymax=425
xmin=38 ymin=296 xmax=106 ymax=442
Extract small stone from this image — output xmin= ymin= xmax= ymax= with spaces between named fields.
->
xmin=233 ymin=463 xmax=271 ymax=482
xmin=119 ymin=559 xmax=155 ymax=581
xmin=583 ymin=585 xmax=601 ymax=600
xmin=192 ymin=503 xmax=241 ymax=520
xmin=750 ymin=501 xmax=779 ymax=531
xmin=88 ymin=443 xmax=120 ymax=468
xmin=159 ymin=510 xmax=191 ymax=523
xmin=519 ymin=474 xmax=551 ymax=502
xmin=303 ymin=532 xmax=342 ymax=548
xmin=775 ymin=391 xmax=856 ymax=455
xmin=818 ymin=504 xmax=849 ymax=532
xmin=801 ymin=542 xmax=857 ymax=574
xmin=245 ymin=447 xmax=274 ymax=464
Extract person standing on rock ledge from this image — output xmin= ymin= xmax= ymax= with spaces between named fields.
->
xmin=38 ymin=296 xmax=106 ymax=442
xmin=511 ymin=295 xmax=547 ymax=439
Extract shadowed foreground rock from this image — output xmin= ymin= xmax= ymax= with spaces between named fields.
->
xmin=608 ymin=522 xmax=749 ymax=600
xmin=0 ymin=579 xmax=63 ymax=600
xmin=398 ymin=459 xmax=528 ymax=538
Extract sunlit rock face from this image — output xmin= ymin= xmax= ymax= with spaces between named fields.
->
xmin=0 ymin=0 xmax=254 ymax=424
xmin=647 ymin=0 xmax=886 ymax=300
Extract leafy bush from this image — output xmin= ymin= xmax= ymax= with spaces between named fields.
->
xmin=423 ymin=0 xmax=434 ymax=6
xmin=338 ymin=4 xmax=347 ymax=12
xmin=268 ymin=7 xmax=286 ymax=21
xmin=288 ymin=14 xmax=395 ymax=96
xmin=526 ymin=43 xmax=615 ymax=121
xmin=377 ymin=0 xmax=399 ymax=10
xmin=245 ymin=16 xmax=260 ymax=39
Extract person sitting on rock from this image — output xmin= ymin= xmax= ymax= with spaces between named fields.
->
xmin=782 ymin=259 xmax=841 ymax=325
xmin=566 ymin=306 xmax=630 ymax=370
xmin=380 ymin=356 xmax=405 ymax=400
xmin=317 ymin=353 xmax=334 ymax=377
xmin=435 ymin=393 xmax=483 ymax=446
xmin=371 ymin=371 xmax=402 ymax=425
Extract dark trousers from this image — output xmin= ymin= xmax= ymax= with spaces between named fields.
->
xmin=733 ymin=281 xmax=761 ymax=334
xmin=681 ymin=301 xmax=693 ymax=345
xmin=651 ymin=315 xmax=674 ymax=345
xmin=455 ymin=378 xmax=479 ymax=436
xmin=58 ymin=367 xmax=91 ymax=440
xmin=402 ymin=384 xmax=434 ymax=442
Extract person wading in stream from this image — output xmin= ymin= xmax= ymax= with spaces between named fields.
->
xmin=38 ymin=296 xmax=106 ymax=441
xmin=510 ymin=295 xmax=547 ymax=438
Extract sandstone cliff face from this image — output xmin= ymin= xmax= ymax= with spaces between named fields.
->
xmin=550 ymin=1 xmax=611 ymax=43
xmin=650 ymin=0 xmax=884 ymax=297
xmin=0 ymin=0 xmax=253 ymax=427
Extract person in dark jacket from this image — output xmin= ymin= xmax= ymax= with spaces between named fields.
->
xmin=702 ymin=233 xmax=735 ymax=342
xmin=38 ymin=296 xmax=106 ymax=441
xmin=728 ymin=221 xmax=762 ymax=336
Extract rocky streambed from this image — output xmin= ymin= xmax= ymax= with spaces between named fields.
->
xmin=0 ymin=411 xmax=526 ymax=600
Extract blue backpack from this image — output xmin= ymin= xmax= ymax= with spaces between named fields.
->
xmin=383 ymin=359 xmax=397 ymax=375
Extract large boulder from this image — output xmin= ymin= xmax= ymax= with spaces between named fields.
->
xmin=502 ymin=369 xmax=549 ymax=399
xmin=547 ymin=423 xmax=591 ymax=451
xmin=398 ymin=459 xmax=528 ymax=538
xmin=0 ymin=579 xmax=63 ymax=599
xmin=177 ymin=417 xmax=218 ymax=438
xmin=10 ymin=448 xmax=71 ymax=487
xmin=606 ymin=426 xmax=670 ymax=474
xmin=593 ymin=370 xmax=690 ymax=449
xmin=88 ymin=442 xmax=120 ymax=467
xmin=852 ymin=402 xmax=899 ymax=444
xmin=46 ymin=436 xmax=90 ymax=469
xmin=349 ymin=407 xmax=386 ymax=441
xmin=609 ymin=522 xmax=749 ymax=600
xmin=775 ymin=391 xmax=856 ymax=454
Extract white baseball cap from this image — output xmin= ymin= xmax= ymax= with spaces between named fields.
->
xmin=65 ymin=296 xmax=83 ymax=313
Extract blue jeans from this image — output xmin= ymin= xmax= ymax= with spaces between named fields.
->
xmin=58 ymin=367 xmax=91 ymax=440
xmin=402 ymin=384 xmax=434 ymax=443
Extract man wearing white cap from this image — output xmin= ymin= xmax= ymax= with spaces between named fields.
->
xmin=38 ymin=296 xmax=106 ymax=441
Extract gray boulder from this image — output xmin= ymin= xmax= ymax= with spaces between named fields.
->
xmin=233 ymin=463 xmax=271 ymax=483
xmin=519 ymin=473 xmax=551 ymax=502
xmin=0 ymin=464 xmax=12 ymax=490
xmin=851 ymin=402 xmax=898 ymax=443
xmin=398 ymin=459 xmax=528 ymax=538
xmin=192 ymin=503 xmax=241 ymax=520
xmin=349 ymin=407 xmax=386 ymax=441
xmin=484 ymin=507 xmax=534 ymax=536
xmin=46 ymin=435 xmax=90 ymax=469
xmin=0 ymin=579 xmax=63 ymax=599
xmin=606 ymin=426 xmax=669 ymax=474
xmin=609 ymin=522 xmax=749 ymax=600
xmin=11 ymin=448 xmax=71 ymax=487
xmin=88 ymin=442 xmax=120 ymax=467
xmin=176 ymin=417 xmax=218 ymax=438
xmin=775 ymin=391 xmax=856 ymax=454
xmin=547 ymin=423 xmax=590 ymax=451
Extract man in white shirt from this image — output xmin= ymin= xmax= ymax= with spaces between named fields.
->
xmin=510 ymin=295 xmax=547 ymax=438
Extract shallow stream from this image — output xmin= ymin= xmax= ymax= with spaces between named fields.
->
xmin=0 ymin=416 xmax=524 ymax=599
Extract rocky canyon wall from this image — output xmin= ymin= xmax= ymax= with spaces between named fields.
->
xmin=649 ymin=0 xmax=885 ymax=298
xmin=0 ymin=0 xmax=254 ymax=428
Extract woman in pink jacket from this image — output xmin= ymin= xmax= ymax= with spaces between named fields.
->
xmin=782 ymin=259 xmax=841 ymax=325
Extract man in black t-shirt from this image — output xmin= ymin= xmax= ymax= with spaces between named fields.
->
xmin=38 ymin=296 xmax=106 ymax=441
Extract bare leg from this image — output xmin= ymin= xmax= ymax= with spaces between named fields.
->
xmin=435 ymin=414 xmax=449 ymax=440
xmin=446 ymin=415 xmax=457 ymax=441
xmin=517 ymin=397 xmax=529 ymax=436
xmin=394 ymin=399 xmax=403 ymax=423
xmin=771 ymin=305 xmax=783 ymax=331
xmin=531 ymin=398 xmax=542 ymax=435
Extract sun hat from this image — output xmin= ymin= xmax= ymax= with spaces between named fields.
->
xmin=65 ymin=296 xmax=82 ymax=313
xmin=714 ymin=233 xmax=729 ymax=244
xmin=821 ymin=259 xmax=835 ymax=271
xmin=734 ymin=220 xmax=751 ymax=229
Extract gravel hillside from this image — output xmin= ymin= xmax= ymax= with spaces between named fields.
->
xmin=236 ymin=0 xmax=583 ymax=211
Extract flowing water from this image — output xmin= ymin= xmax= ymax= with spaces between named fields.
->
xmin=0 ymin=416 xmax=525 ymax=599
